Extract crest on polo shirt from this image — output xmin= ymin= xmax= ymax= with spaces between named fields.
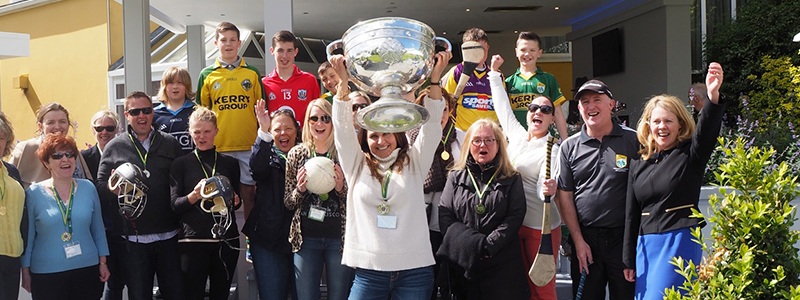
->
xmin=242 ymin=79 xmax=252 ymax=91
xmin=615 ymin=154 xmax=628 ymax=168
xmin=537 ymin=82 xmax=546 ymax=94
xmin=268 ymin=92 xmax=277 ymax=101
xmin=299 ymin=89 xmax=308 ymax=100
xmin=213 ymin=82 xmax=222 ymax=90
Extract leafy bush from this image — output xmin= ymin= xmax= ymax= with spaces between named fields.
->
xmin=666 ymin=137 xmax=800 ymax=300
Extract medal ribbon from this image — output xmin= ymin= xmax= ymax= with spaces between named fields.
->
xmin=310 ymin=144 xmax=332 ymax=159
xmin=467 ymin=167 xmax=500 ymax=206
xmin=441 ymin=119 xmax=455 ymax=148
xmin=0 ymin=165 xmax=6 ymax=210
xmin=380 ymin=171 xmax=392 ymax=200
xmin=272 ymin=145 xmax=288 ymax=162
xmin=128 ymin=133 xmax=156 ymax=170
xmin=51 ymin=180 xmax=75 ymax=241
xmin=194 ymin=149 xmax=217 ymax=178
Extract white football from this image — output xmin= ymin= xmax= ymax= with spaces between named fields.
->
xmin=304 ymin=156 xmax=336 ymax=195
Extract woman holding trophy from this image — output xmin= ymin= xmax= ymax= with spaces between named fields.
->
xmin=329 ymin=34 xmax=452 ymax=298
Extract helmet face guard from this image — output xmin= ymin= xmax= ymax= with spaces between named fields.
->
xmin=200 ymin=175 xmax=234 ymax=239
xmin=108 ymin=163 xmax=149 ymax=220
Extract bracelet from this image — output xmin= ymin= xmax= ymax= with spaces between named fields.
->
xmin=430 ymin=81 xmax=440 ymax=86
xmin=100 ymin=262 xmax=107 ymax=265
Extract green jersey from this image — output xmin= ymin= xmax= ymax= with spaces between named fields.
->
xmin=505 ymin=67 xmax=566 ymax=129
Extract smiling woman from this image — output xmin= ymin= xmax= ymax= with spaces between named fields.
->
xmin=9 ymin=103 xmax=92 ymax=188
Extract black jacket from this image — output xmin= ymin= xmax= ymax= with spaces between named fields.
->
xmin=96 ymin=127 xmax=183 ymax=236
xmin=242 ymin=135 xmax=294 ymax=254
xmin=623 ymin=95 xmax=726 ymax=269
xmin=169 ymin=148 xmax=241 ymax=240
xmin=81 ymin=144 xmax=101 ymax=182
xmin=439 ymin=158 xmax=529 ymax=299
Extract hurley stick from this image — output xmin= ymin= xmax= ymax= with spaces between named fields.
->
xmin=529 ymin=136 xmax=556 ymax=286
xmin=452 ymin=41 xmax=485 ymax=98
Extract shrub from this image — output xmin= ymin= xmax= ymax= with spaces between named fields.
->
xmin=666 ymin=137 xmax=800 ymax=300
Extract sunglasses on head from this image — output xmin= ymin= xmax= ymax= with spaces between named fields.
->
xmin=527 ymin=104 xmax=554 ymax=115
xmin=94 ymin=126 xmax=116 ymax=132
xmin=127 ymin=107 xmax=153 ymax=116
xmin=308 ymin=115 xmax=332 ymax=124
xmin=270 ymin=108 xmax=295 ymax=118
xmin=352 ymin=103 xmax=369 ymax=112
xmin=50 ymin=151 xmax=76 ymax=160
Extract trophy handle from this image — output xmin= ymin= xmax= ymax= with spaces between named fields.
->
xmin=434 ymin=37 xmax=452 ymax=53
xmin=326 ymin=39 xmax=344 ymax=61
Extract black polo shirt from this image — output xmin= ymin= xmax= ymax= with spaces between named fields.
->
xmin=558 ymin=122 xmax=640 ymax=228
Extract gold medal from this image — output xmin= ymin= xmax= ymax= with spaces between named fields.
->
xmin=61 ymin=232 xmax=72 ymax=242
xmin=476 ymin=203 xmax=486 ymax=214
xmin=440 ymin=150 xmax=450 ymax=161
xmin=378 ymin=203 xmax=389 ymax=215
xmin=143 ymin=170 xmax=150 ymax=178
xmin=0 ymin=206 xmax=6 ymax=216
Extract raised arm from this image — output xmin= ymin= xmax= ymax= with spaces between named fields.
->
xmin=488 ymin=54 xmax=527 ymax=140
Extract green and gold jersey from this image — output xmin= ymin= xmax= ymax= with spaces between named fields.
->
xmin=505 ymin=67 xmax=566 ymax=129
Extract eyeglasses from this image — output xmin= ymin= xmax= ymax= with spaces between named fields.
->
xmin=308 ymin=115 xmax=332 ymax=124
xmin=471 ymin=138 xmax=497 ymax=146
xmin=94 ymin=126 xmax=116 ymax=132
xmin=127 ymin=107 xmax=153 ymax=116
xmin=352 ymin=103 xmax=369 ymax=112
xmin=527 ymin=104 xmax=554 ymax=115
xmin=50 ymin=151 xmax=76 ymax=160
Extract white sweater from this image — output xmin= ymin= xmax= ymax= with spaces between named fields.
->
xmin=489 ymin=71 xmax=561 ymax=230
xmin=333 ymin=95 xmax=445 ymax=271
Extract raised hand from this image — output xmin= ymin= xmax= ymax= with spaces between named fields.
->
xmin=490 ymin=54 xmax=504 ymax=72
xmin=255 ymin=99 xmax=271 ymax=133
xmin=432 ymin=51 xmax=453 ymax=79
xmin=706 ymin=62 xmax=724 ymax=104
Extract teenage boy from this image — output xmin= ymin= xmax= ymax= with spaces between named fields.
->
xmin=319 ymin=61 xmax=339 ymax=102
xmin=556 ymin=80 xmax=638 ymax=299
xmin=262 ymin=30 xmax=320 ymax=127
xmin=506 ymin=32 xmax=568 ymax=140
xmin=97 ymin=91 xmax=184 ymax=300
xmin=197 ymin=21 xmax=264 ymax=219
xmin=442 ymin=27 xmax=496 ymax=131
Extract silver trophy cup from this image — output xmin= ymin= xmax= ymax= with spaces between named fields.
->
xmin=326 ymin=17 xmax=450 ymax=133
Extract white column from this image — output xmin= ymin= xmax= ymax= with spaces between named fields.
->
xmin=186 ymin=25 xmax=206 ymax=86
xmin=263 ymin=0 xmax=292 ymax=72
xmin=122 ymin=0 xmax=152 ymax=95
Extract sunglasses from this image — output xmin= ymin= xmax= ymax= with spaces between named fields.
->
xmin=94 ymin=126 xmax=116 ymax=132
xmin=527 ymin=104 xmax=554 ymax=115
xmin=352 ymin=103 xmax=369 ymax=112
xmin=127 ymin=107 xmax=153 ymax=116
xmin=308 ymin=115 xmax=332 ymax=124
xmin=50 ymin=151 xmax=76 ymax=160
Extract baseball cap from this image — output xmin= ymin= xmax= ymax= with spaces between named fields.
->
xmin=574 ymin=79 xmax=614 ymax=101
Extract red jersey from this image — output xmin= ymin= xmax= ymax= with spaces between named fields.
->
xmin=262 ymin=65 xmax=321 ymax=128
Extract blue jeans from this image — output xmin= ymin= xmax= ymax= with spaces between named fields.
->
xmin=348 ymin=266 xmax=434 ymax=300
xmin=294 ymin=237 xmax=354 ymax=300
xmin=119 ymin=236 xmax=184 ymax=300
xmin=250 ymin=241 xmax=296 ymax=300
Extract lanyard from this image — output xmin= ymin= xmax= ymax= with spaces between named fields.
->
xmin=0 ymin=165 xmax=6 ymax=216
xmin=466 ymin=167 xmax=500 ymax=214
xmin=441 ymin=120 xmax=455 ymax=148
xmin=128 ymin=133 xmax=156 ymax=168
xmin=51 ymin=180 xmax=75 ymax=242
xmin=377 ymin=171 xmax=392 ymax=215
xmin=310 ymin=144 xmax=332 ymax=159
xmin=194 ymin=149 xmax=217 ymax=178
xmin=272 ymin=145 xmax=288 ymax=162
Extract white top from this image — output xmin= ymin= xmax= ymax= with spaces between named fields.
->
xmin=333 ymin=95 xmax=445 ymax=271
xmin=489 ymin=71 xmax=561 ymax=230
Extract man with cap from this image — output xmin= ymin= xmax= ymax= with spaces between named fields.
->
xmin=556 ymin=79 xmax=638 ymax=299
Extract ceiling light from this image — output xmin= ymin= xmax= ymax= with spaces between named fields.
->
xmin=555 ymin=6 xmax=560 ymax=10
xmin=514 ymin=30 xmax=519 ymax=34
xmin=466 ymin=8 xmax=471 ymax=12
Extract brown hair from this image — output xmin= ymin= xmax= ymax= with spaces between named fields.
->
xmin=349 ymin=91 xmax=373 ymax=105
xmin=124 ymin=91 xmax=152 ymax=111
xmin=157 ymin=67 xmax=196 ymax=102
xmin=636 ymin=94 xmax=696 ymax=160
xmin=414 ymin=87 xmax=456 ymax=114
xmin=318 ymin=61 xmax=332 ymax=76
xmin=35 ymin=102 xmax=72 ymax=136
xmin=0 ymin=111 xmax=15 ymax=157
xmin=216 ymin=22 xmax=240 ymax=40
xmin=462 ymin=27 xmax=488 ymax=43
xmin=36 ymin=134 xmax=78 ymax=166
xmin=451 ymin=119 xmax=517 ymax=179
xmin=359 ymin=130 xmax=410 ymax=182
xmin=270 ymin=109 xmax=301 ymax=144
xmin=516 ymin=31 xmax=543 ymax=48
xmin=271 ymin=30 xmax=297 ymax=48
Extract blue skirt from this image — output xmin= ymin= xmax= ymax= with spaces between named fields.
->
xmin=635 ymin=227 xmax=701 ymax=300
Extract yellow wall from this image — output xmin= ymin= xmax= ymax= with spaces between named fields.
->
xmin=0 ymin=0 xmax=111 ymax=149
xmin=539 ymin=61 xmax=574 ymax=100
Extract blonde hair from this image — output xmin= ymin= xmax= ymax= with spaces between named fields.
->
xmin=451 ymin=119 xmax=517 ymax=179
xmin=0 ymin=111 xmax=15 ymax=157
xmin=157 ymin=67 xmax=196 ymax=102
xmin=637 ymin=94 xmax=696 ymax=160
xmin=348 ymin=91 xmax=372 ymax=105
xmin=302 ymin=99 xmax=336 ymax=157
xmin=189 ymin=106 xmax=217 ymax=128
xmin=91 ymin=110 xmax=119 ymax=128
